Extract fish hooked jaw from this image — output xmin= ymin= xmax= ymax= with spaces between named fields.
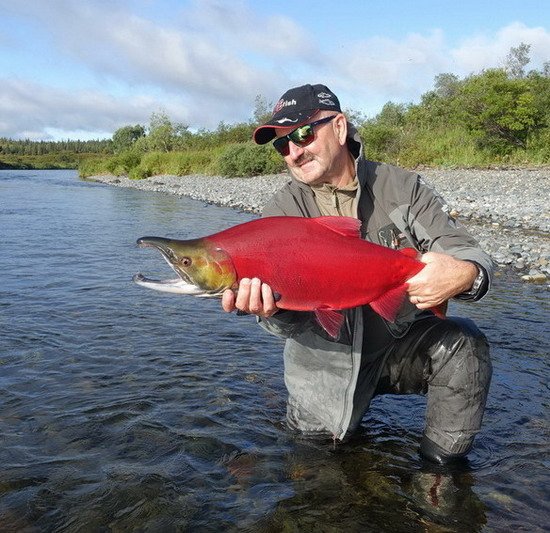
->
xmin=134 ymin=236 xmax=235 ymax=297
xmin=132 ymin=273 xmax=208 ymax=295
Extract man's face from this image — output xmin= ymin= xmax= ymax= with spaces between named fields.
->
xmin=274 ymin=112 xmax=346 ymax=186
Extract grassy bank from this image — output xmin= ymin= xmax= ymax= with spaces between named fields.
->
xmin=0 ymin=152 xmax=107 ymax=170
xmin=359 ymin=125 xmax=550 ymax=168
xmin=4 ymin=128 xmax=549 ymax=175
xmin=78 ymin=142 xmax=285 ymax=179
xmin=78 ymin=123 xmax=550 ymax=180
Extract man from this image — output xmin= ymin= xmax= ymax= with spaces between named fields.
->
xmin=222 ymin=84 xmax=493 ymax=465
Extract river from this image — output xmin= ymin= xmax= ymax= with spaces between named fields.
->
xmin=0 ymin=169 xmax=548 ymax=531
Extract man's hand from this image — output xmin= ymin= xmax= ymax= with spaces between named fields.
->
xmin=407 ymin=252 xmax=478 ymax=310
xmin=221 ymin=277 xmax=279 ymax=318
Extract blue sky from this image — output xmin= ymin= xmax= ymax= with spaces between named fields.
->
xmin=1 ymin=0 xmax=549 ymax=140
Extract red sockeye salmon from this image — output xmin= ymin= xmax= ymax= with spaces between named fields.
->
xmin=134 ymin=216 xmax=441 ymax=337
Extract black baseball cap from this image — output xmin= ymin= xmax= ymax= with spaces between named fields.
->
xmin=253 ymin=84 xmax=341 ymax=145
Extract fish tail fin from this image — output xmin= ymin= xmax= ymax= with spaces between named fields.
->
xmin=314 ymin=308 xmax=345 ymax=339
xmin=370 ymin=287 xmax=449 ymax=322
xmin=369 ymin=284 xmax=409 ymax=323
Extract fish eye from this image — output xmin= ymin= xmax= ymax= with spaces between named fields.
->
xmin=181 ymin=257 xmax=192 ymax=267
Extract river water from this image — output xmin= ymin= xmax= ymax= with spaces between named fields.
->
xmin=0 ymin=170 xmax=548 ymax=532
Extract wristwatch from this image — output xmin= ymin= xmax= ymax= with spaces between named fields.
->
xmin=463 ymin=264 xmax=485 ymax=297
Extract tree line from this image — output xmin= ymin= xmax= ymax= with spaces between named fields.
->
xmin=0 ymin=138 xmax=112 ymax=156
xmin=0 ymin=138 xmax=113 ymax=170
xmin=3 ymin=44 xmax=549 ymax=174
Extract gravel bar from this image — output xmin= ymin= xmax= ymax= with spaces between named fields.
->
xmin=88 ymin=169 xmax=550 ymax=283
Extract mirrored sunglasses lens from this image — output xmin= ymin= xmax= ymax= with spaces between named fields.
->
xmin=290 ymin=125 xmax=314 ymax=146
xmin=273 ymin=124 xmax=315 ymax=156
xmin=273 ymin=137 xmax=290 ymax=156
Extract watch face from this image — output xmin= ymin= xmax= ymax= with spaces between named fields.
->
xmin=471 ymin=268 xmax=484 ymax=292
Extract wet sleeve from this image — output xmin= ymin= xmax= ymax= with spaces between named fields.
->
xmin=257 ymin=312 xmax=317 ymax=339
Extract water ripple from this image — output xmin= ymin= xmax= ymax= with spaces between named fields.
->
xmin=0 ymin=170 xmax=548 ymax=531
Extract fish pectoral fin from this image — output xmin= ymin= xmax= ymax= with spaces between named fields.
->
xmin=313 ymin=216 xmax=362 ymax=238
xmin=369 ymin=284 xmax=409 ymax=323
xmin=314 ymin=308 xmax=344 ymax=339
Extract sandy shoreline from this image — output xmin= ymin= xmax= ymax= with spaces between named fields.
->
xmin=88 ymin=170 xmax=549 ymax=282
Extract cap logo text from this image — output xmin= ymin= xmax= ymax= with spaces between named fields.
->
xmin=273 ymin=98 xmax=297 ymax=114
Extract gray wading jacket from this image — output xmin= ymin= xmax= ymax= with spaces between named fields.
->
xmin=258 ymin=124 xmax=494 ymax=440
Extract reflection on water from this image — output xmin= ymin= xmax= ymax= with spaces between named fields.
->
xmin=0 ymin=170 xmax=548 ymax=531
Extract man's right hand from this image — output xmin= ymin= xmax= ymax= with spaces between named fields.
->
xmin=221 ymin=277 xmax=279 ymax=318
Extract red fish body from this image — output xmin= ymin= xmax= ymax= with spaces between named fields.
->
xmin=205 ymin=217 xmax=424 ymax=322
xmin=135 ymin=216 xmax=430 ymax=337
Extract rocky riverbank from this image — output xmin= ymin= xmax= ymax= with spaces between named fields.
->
xmin=89 ymin=169 xmax=549 ymax=282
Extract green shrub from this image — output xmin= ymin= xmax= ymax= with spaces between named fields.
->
xmin=456 ymin=69 xmax=537 ymax=152
xmin=398 ymin=127 xmax=481 ymax=167
xmin=78 ymin=157 xmax=104 ymax=177
xmin=526 ymin=129 xmax=550 ymax=164
xmin=129 ymin=166 xmax=151 ymax=180
xmin=126 ymin=151 xmax=164 ymax=179
xmin=359 ymin=123 xmax=402 ymax=161
xmin=104 ymin=151 xmax=141 ymax=175
xmin=214 ymin=142 xmax=284 ymax=177
xmin=165 ymin=150 xmax=215 ymax=175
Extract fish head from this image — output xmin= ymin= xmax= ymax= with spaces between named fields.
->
xmin=134 ymin=236 xmax=237 ymax=297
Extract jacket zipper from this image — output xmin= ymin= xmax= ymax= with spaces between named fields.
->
xmin=331 ymin=189 xmax=342 ymax=215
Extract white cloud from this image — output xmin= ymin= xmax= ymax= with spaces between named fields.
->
xmin=1 ymin=0 xmax=549 ymax=139
xmin=0 ymin=0 xmax=284 ymax=105
xmin=452 ymin=22 xmax=550 ymax=74
xmin=330 ymin=30 xmax=448 ymax=99
xmin=0 ymin=78 xmax=191 ymax=139
xmin=0 ymin=0 xmax=311 ymax=138
xmin=323 ymin=22 xmax=550 ymax=116
xmin=183 ymin=0 xmax=317 ymax=59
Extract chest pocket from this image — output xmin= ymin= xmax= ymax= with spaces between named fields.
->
xmin=377 ymin=223 xmax=414 ymax=251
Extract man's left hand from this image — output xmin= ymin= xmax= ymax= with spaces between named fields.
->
xmin=407 ymin=252 xmax=478 ymax=310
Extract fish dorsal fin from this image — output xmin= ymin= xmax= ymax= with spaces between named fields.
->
xmin=399 ymin=247 xmax=420 ymax=259
xmin=314 ymin=308 xmax=345 ymax=339
xmin=369 ymin=284 xmax=409 ymax=323
xmin=313 ymin=216 xmax=361 ymax=238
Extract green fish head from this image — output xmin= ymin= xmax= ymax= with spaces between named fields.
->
xmin=134 ymin=236 xmax=236 ymax=296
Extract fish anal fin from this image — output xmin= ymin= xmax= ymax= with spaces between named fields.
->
xmin=314 ymin=308 xmax=344 ymax=339
xmin=313 ymin=216 xmax=361 ymax=238
xmin=370 ymin=284 xmax=409 ymax=323
xmin=430 ymin=301 xmax=448 ymax=319
xmin=399 ymin=247 xmax=420 ymax=259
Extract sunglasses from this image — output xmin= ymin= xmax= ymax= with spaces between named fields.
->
xmin=272 ymin=115 xmax=338 ymax=156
